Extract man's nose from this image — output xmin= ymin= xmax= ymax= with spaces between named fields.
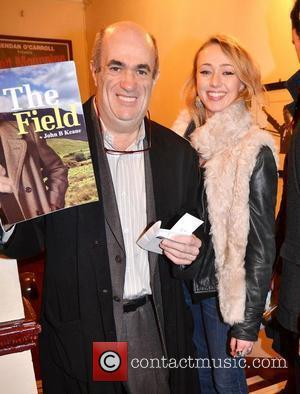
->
xmin=120 ymin=70 xmax=136 ymax=90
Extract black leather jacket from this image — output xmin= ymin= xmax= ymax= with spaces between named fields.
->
xmin=179 ymin=145 xmax=278 ymax=341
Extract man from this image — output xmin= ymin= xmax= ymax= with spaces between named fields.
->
xmin=1 ymin=22 xmax=201 ymax=393
xmin=0 ymin=119 xmax=68 ymax=226
xmin=277 ymin=1 xmax=300 ymax=392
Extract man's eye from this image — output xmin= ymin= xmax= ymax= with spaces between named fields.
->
xmin=137 ymin=69 xmax=148 ymax=76
xmin=109 ymin=66 xmax=121 ymax=72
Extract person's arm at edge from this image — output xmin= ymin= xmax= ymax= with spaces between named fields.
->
xmin=0 ymin=218 xmax=44 ymax=260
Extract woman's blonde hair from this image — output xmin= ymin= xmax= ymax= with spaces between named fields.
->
xmin=184 ymin=34 xmax=263 ymax=126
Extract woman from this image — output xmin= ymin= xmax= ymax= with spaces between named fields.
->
xmin=173 ymin=35 xmax=278 ymax=393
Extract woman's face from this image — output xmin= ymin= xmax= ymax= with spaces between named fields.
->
xmin=196 ymin=44 xmax=244 ymax=117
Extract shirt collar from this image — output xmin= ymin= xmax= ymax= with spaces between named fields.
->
xmin=101 ymin=119 xmax=146 ymax=151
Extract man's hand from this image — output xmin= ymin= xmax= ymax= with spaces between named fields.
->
xmin=160 ymin=234 xmax=201 ymax=265
xmin=0 ymin=165 xmax=13 ymax=193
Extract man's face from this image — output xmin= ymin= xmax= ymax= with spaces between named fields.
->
xmin=91 ymin=28 xmax=157 ymax=133
xmin=292 ymin=28 xmax=300 ymax=62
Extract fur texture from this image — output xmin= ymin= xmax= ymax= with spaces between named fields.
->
xmin=190 ymin=101 xmax=278 ymax=325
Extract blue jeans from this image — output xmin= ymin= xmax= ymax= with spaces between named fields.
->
xmin=183 ymin=285 xmax=248 ymax=393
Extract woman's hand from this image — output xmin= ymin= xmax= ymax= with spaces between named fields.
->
xmin=230 ymin=337 xmax=254 ymax=357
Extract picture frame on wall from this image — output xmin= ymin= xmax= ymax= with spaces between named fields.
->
xmin=0 ymin=35 xmax=73 ymax=69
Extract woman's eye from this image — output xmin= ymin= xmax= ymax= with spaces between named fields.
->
xmin=199 ymin=70 xmax=210 ymax=75
xmin=223 ymin=71 xmax=235 ymax=76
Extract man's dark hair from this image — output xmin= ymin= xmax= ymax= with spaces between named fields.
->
xmin=291 ymin=0 xmax=300 ymax=35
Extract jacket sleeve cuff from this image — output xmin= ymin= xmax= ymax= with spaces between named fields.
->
xmin=230 ymin=308 xmax=263 ymax=341
xmin=172 ymin=235 xmax=207 ymax=280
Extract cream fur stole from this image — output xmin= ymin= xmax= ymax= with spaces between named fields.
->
xmin=190 ymin=101 xmax=278 ymax=325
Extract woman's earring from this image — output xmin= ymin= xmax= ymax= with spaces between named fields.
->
xmin=195 ymin=96 xmax=203 ymax=109
xmin=239 ymin=83 xmax=245 ymax=92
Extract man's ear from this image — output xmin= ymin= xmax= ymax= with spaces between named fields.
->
xmin=90 ymin=61 xmax=98 ymax=87
xmin=153 ymin=70 xmax=160 ymax=86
